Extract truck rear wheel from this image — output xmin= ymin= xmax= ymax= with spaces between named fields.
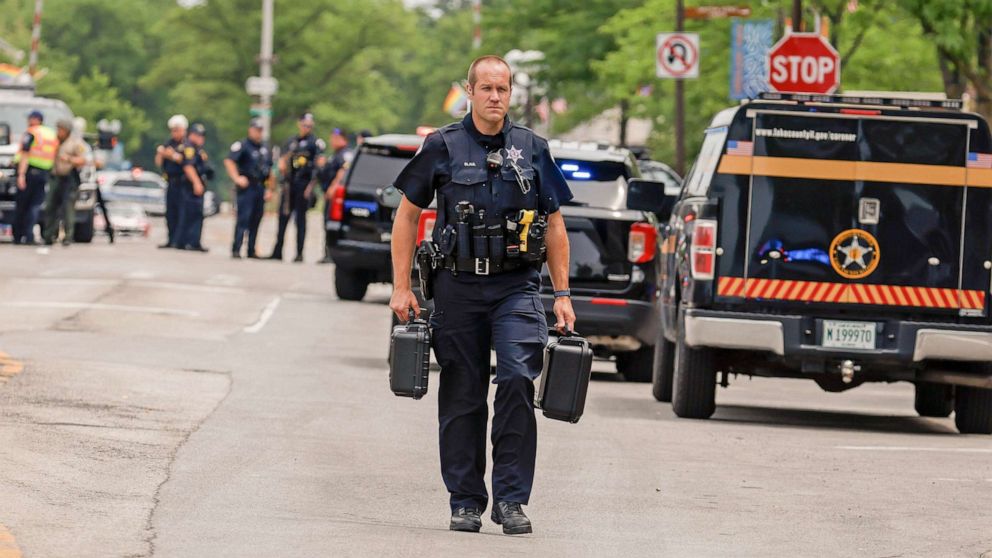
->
xmin=914 ymin=381 xmax=953 ymax=418
xmin=616 ymin=346 xmax=653 ymax=382
xmin=954 ymin=385 xmax=992 ymax=434
xmin=334 ymin=268 xmax=369 ymax=301
xmin=671 ymin=336 xmax=716 ymax=419
xmin=651 ymin=332 xmax=675 ymax=402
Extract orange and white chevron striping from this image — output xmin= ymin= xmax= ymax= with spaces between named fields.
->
xmin=717 ymin=276 xmax=986 ymax=310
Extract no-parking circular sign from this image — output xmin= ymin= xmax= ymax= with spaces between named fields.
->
xmin=656 ymin=33 xmax=700 ymax=79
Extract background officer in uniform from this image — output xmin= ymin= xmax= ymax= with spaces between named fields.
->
xmin=43 ymin=119 xmax=90 ymax=246
xmin=173 ymin=123 xmax=210 ymax=251
xmin=225 ymin=118 xmax=272 ymax=259
xmin=13 ymin=110 xmax=57 ymax=245
xmin=155 ymin=115 xmax=188 ymax=248
xmin=269 ymin=112 xmax=326 ymax=262
xmin=389 ymin=55 xmax=575 ymax=535
xmin=317 ymin=127 xmax=352 ymax=264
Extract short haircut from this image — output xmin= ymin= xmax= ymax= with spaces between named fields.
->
xmin=467 ymin=55 xmax=512 ymax=87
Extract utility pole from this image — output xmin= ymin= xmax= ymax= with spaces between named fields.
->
xmin=792 ymin=0 xmax=802 ymax=32
xmin=472 ymin=0 xmax=481 ymax=50
xmin=29 ymin=0 xmax=42 ymax=76
xmin=259 ymin=0 xmax=274 ymax=143
xmin=675 ymin=0 xmax=685 ymax=176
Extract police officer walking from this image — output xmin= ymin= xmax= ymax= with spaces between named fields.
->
xmin=269 ymin=113 xmax=326 ymax=262
xmin=389 ymin=55 xmax=575 ymax=535
xmin=155 ymin=115 xmax=188 ymax=248
xmin=12 ymin=110 xmax=57 ymax=245
xmin=225 ymin=118 xmax=272 ymax=259
xmin=43 ymin=119 xmax=90 ymax=246
xmin=173 ymin=123 xmax=211 ymax=251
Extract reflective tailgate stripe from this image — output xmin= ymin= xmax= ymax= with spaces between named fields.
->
xmin=718 ymin=277 xmax=985 ymax=309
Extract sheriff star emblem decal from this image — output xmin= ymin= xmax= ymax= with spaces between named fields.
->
xmin=829 ymin=229 xmax=880 ymax=279
xmin=505 ymin=145 xmax=523 ymax=165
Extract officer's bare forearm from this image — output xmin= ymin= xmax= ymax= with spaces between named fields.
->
xmin=391 ymin=197 xmax=422 ymax=291
xmin=546 ymin=211 xmax=569 ymax=291
xmin=184 ymin=166 xmax=204 ymax=191
xmin=223 ymin=159 xmax=241 ymax=183
xmin=17 ymin=157 xmax=28 ymax=178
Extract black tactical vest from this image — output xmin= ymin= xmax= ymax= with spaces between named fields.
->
xmin=433 ymin=122 xmax=539 ymax=243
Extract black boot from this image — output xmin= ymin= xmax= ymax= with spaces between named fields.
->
xmin=449 ymin=508 xmax=482 ymax=533
xmin=491 ymin=502 xmax=532 ymax=535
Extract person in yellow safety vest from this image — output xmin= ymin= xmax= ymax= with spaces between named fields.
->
xmin=12 ymin=110 xmax=58 ymax=245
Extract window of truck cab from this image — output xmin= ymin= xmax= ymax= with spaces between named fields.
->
xmin=684 ymin=126 xmax=728 ymax=197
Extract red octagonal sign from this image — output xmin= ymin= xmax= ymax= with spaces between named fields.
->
xmin=767 ymin=33 xmax=840 ymax=94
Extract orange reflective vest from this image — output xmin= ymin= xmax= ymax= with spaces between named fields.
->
xmin=15 ymin=125 xmax=58 ymax=171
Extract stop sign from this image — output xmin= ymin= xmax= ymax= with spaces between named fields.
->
xmin=767 ymin=33 xmax=840 ymax=94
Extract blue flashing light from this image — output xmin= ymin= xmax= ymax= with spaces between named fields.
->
xmin=560 ymin=163 xmax=579 ymax=172
xmin=572 ymin=171 xmax=592 ymax=179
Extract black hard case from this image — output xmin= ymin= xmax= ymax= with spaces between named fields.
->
xmin=536 ymin=332 xmax=593 ymax=423
xmin=389 ymin=315 xmax=431 ymax=400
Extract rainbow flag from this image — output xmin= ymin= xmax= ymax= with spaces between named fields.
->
xmin=0 ymin=63 xmax=24 ymax=84
xmin=442 ymin=82 xmax=468 ymax=117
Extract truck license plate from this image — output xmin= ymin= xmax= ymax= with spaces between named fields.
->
xmin=822 ymin=320 xmax=876 ymax=350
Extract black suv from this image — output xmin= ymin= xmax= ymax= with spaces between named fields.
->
xmin=326 ymin=134 xmax=425 ymax=300
xmin=655 ymin=92 xmax=992 ymax=434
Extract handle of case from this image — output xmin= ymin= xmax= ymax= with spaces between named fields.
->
xmin=408 ymin=308 xmax=417 ymax=322
xmin=548 ymin=327 xmax=580 ymax=337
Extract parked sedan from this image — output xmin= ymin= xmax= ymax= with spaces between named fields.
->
xmin=94 ymin=201 xmax=150 ymax=237
xmin=98 ymin=169 xmax=218 ymax=218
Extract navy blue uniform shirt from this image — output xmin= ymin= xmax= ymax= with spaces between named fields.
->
xmin=227 ymin=138 xmax=272 ymax=185
xmin=283 ymin=133 xmax=326 ymax=187
xmin=320 ymin=147 xmax=353 ymax=191
xmin=161 ymin=138 xmax=186 ymax=178
xmin=395 ymin=114 xmax=572 ymax=213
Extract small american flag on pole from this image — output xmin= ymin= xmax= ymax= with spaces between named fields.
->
xmin=726 ymin=140 xmax=753 ymax=156
xmin=967 ymin=152 xmax=992 ymax=168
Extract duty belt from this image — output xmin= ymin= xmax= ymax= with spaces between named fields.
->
xmin=443 ymin=256 xmax=534 ymax=276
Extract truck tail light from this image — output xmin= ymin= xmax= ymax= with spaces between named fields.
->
xmin=417 ymin=209 xmax=437 ymax=244
xmin=328 ymin=185 xmax=346 ymax=221
xmin=690 ymin=219 xmax=717 ymax=280
xmin=628 ymin=222 xmax=657 ymax=264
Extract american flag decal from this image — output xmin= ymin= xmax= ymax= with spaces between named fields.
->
xmin=967 ymin=152 xmax=992 ymax=168
xmin=726 ymin=140 xmax=753 ymax=156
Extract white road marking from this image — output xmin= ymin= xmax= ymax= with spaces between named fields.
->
xmin=244 ymin=296 xmax=281 ymax=333
xmin=35 ymin=247 xmax=50 ymax=255
xmin=125 ymin=270 xmax=156 ymax=280
xmin=1 ymin=301 xmax=198 ymax=317
xmin=131 ymin=281 xmax=246 ymax=295
xmin=836 ymin=446 xmax=992 ymax=454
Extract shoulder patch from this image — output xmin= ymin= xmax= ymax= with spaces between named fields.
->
xmin=184 ymin=146 xmax=195 ymax=158
xmin=316 ymin=138 xmax=327 ymax=151
xmin=230 ymin=141 xmax=242 ymax=152
xmin=343 ymin=151 xmax=355 ymax=163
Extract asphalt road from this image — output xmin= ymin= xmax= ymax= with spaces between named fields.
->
xmin=0 ymin=213 xmax=990 ymax=558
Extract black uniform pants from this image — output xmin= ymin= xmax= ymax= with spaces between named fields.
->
xmin=430 ymin=267 xmax=548 ymax=513
xmin=165 ymin=175 xmax=183 ymax=245
xmin=273 ymin=184 xmax=307 ymax=257
xmin=13 ymin=168 xmax=48 ymax=244
xmin=233 ymin=184 xmax=264 ymax=255
xmin=174 ymin=184 xmax=204 ymax=249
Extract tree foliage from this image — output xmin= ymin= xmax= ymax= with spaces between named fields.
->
xmin=0 ymin=0 xmax=969 ymax=174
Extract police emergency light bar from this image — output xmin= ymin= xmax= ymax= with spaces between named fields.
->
xmin=756 ymin=92 xmax=963 ymax=111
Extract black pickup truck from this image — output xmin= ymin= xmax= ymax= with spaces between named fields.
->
xmin=655 ymin=92 xmax=992 ymax=434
